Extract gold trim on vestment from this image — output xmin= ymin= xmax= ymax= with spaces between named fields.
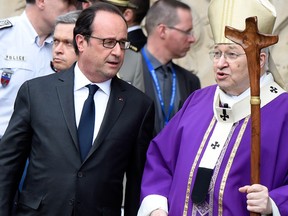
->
xmin=218 ymin=116 xmax=250 ymax=215
xmin=207 ymin=123 xmax=238 ymax=216
xmin=182 ymin=79 xmax=283 ymax=216
xmin=182 ymin=117 xmax=217 ymax=216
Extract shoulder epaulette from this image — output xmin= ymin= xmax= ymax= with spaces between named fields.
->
xmin=129 ymin=44 xmax=138 ymax=52
xmin=0 ymin=19 xmax=13 ymax=30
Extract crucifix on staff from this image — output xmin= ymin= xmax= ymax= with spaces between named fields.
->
xmin=225 ymin=15 xmax=278 ymax=216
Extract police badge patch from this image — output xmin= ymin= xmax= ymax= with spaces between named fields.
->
xmin=0 ymin=19 xmax=13 ymax=30
xmin=1 ymin=69 xmax=13 ymax=87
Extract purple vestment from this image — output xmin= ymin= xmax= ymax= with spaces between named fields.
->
xmin=140 ymin=84 xmax=288 ymax=215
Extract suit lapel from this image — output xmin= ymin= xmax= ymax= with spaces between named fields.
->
xmin=173 ymin=64 xmax=186 ymax=105
xmin=87 ymin=77 xmax=126 ymax=157
xmin=56 ymin=67 xmax=79 ymax=150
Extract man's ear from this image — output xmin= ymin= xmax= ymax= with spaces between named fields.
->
xmin=82 ymin=2 xmax=92 ymax=10
xmin=75 ymin=34 xmax=87 ymax=53
xmin=36 ymin=0 xmax=45 ymax=10
xmin=123 ymin=8 xmax=133 ymax=24
xmin=260 ymin=51 xmax=267 ymax=69
xmin=157 ymin=24 xmax=168 ymax=39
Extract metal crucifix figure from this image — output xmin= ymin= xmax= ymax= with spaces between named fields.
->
xmin=225 ymin=16 xmax=278 ymax=216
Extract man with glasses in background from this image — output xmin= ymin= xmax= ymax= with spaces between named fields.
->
xmin=141 ymin=0 xmax=200 ymax=136
xmin=0 ymin=3 xmax=154 ymax=216
xmin=137 ymin=0 xmax=288 ymax=215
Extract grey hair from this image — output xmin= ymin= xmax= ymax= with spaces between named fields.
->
xmin=55 ymin=10 xmax=82 ymax=26
xmin=145 ymin=0 xmax=191 ymax=35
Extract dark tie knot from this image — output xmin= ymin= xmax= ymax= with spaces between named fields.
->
xmin=162 ymin=64 xmax=171 ymax=72
xmin=162 ymin=65 xmax=171 ymax=78
xmin=87 ymin=84 xmax=99 ymax=96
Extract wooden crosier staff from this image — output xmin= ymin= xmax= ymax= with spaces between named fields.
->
xmin=225 ymin=16 xmax=278 ymax=216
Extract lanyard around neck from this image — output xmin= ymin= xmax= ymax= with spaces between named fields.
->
xmin=141 ymin=49 xmax=177 ymax=125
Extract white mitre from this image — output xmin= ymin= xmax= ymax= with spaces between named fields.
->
xmin=208 ymin=0 xmax=285 ymax=90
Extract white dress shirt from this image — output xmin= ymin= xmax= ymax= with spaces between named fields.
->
xmin=74 ymin=62 xmax=111 ymax=143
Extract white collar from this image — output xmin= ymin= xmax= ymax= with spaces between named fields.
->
xmin=128 ymin=25 xmax=142 ymax=32
xmin=74 ymin=62 xmax=111 ymax=96
xmin=214 ymin=73 xmax=284 ymax=123
xmin=219 ymin=72 xmax=273 ymax=107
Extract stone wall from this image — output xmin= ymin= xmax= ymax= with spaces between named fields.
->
xmin=0 ymin=0 xmax=25 ymax=19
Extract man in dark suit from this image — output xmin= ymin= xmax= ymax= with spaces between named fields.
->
xmin=141 ymin=0 xmax=201 ymax=135
xmin=0 ymin=3 xmax=154 ymax=216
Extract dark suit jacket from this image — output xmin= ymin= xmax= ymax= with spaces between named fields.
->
xmin=0 ymin=65 xmax=154 ymax=216
xmin=142 ymin=60 xmax=201 ymax=135
xmin=128 ymin=29 xmax=147 ymax=52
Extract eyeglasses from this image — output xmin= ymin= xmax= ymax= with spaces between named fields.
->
xmin=87 ymin=35 xmax=131 ymax=50
xmin=209 ymin=51 xmax=246 ymax=61
xmin=167 ymin=26 xmax=194 ymax=36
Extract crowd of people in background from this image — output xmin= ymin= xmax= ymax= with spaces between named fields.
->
xmin=1 ymin=0 xmax=288 ymax=88
xmin=0 ymin=0 xmax=288 ymax=216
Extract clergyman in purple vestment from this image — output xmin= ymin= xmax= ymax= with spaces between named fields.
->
xmin=137 ymin=0 xmax=288 ymax=216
